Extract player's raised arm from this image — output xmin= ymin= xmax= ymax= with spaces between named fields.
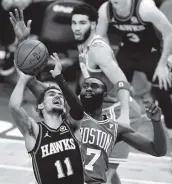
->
xmin=89 ymin=43 xmax=130 ymax=125
xmin=9 ymin=66 xmax=38 ymax=138
xmin=139 ymin=0 xmax=172 ymax=90
xmin=118 ymin=103 xmax=167 ymax=157
xmin=9 ymin=9 xmax=32 ymax=44
xmin=50 ymin=53 xmax=85 ymax=121
xmin=97 ymin=2 xmax=110 ymax=44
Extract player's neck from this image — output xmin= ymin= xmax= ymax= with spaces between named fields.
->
xmin=87 ymin=107 xmax=103 ymax=121
xmin=78 ymin=31 xmax=96 ymax=52
xmin=115 ymin=0 xmax=132 ymax=17
xmin=43 ymin=113 xmax=63 ymax=129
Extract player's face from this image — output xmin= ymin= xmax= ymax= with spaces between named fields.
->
xmin=43 ymin=89 xmax=65 ymax=113
xmin=80 ymin=78 xmax=105 ymax=112
xmin=71 ymin=14 xmax=92 ymax=44
xmin=110 ymin=0 xmax=128 ymax=9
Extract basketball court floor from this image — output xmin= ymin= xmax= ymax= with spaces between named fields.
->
xmin=0 ymin=82 xmax=172 ymax=184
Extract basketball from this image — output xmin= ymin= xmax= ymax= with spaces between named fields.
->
xmin=14 ymin=39 xmax=49 ymax=75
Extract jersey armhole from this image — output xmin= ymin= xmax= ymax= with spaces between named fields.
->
xmin=28 ymin=123 xmax=42 ymax=154
xmin=106 ymin=2 xmax=113 ymax=23
xmin=136 ymin=0 xmax=148 ymax=25
xmin=64 ymin=119 xmax=80 ymax=143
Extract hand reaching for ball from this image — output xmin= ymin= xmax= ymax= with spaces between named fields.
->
xmin=9 ymin=9 xmax=32 ymax=43
xmin=50 ymin=53 xmax=62 ymax=78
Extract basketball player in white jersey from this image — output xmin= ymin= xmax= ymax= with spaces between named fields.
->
xmin=71 ymin=4 xmax=142 ymax=183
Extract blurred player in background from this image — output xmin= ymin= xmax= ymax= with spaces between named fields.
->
xmin=71 ymin=4 xmax=142 ymax=184
xmin=97 ymin=1 xmax=172 ymax=182
xmin=50 ymin=53 xmax=166 ymax=184
xmin=97 ymin=0 xmax=172 ymax=129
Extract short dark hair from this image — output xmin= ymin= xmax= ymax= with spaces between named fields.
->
xmin=71 ymin=4 xmax=99 ymax=23
xmin=37 ymin=86 xmax=62 ymax=105
xmin=37 ymin=86 xmax=63 ymax=118
xmin=84 ymin=77 xmax=107 ymax=93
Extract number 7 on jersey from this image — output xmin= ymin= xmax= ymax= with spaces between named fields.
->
xmin=85 ymin=148 xmax=101 ymax=171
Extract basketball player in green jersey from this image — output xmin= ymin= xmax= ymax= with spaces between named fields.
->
xmin=71 ymin=4 xmax=142 ymax=183
xmin=49 ymin=53 xmax=166 ymax=184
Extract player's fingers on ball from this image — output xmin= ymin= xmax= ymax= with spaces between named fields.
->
xmin=19 ymin=10 xmax=24 ymax=20
xmin=15 ymin=9 xmax=19 ymax=21
xmin=167 ymin=77 xmax=171 ymax=88
xmin=163 ymin=80 xmax=167 ymax=91
xmin=145 ymin=103 xmax=152 ymax=110
xmin=151 ymin=105 xmax=157 ymax=114
xmin=152 ymin=106 xmax=159 ymax=114
xmin=27 ymin=20 xmax=32 ymax=28
xmin=149 ymin=103 xmax=155 ymax=113
xmin=9 ymin=12 xmax=16 ymax=23
xmin=49 ymin=70 xmax=53 ymax=74
xmin=50 ymin=55 xmax=55 ymax=60
xmin=9 ymin=17 xmax=15 ymax=27
xmin=159 ymin=78 xmax=162 ymax=89
xmin=152 ymin=72 xmax=156 ymax=81
xmin=54 ymin=53 xmax=59 ymax=60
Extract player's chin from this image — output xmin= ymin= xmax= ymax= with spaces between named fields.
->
xmin=74 ymin=35 xmax=83 ymax=41
xmin=52 ymin=105 xmax=64 ymax=112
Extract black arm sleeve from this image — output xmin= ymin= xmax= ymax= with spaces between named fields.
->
xmin=55 ymin=74 xmax=84 ymax=120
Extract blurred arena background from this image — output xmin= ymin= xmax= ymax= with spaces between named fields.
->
xmin=1 ymin=0 xmax=172 ymax=183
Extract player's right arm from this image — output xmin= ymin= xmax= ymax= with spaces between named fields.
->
xmin=9 ymin=9 xmax=48 ymax=99
xmin=9 ymin=9 xmax=32 ymax=44
xmin=97 ymin=2 xmax=110 ymax=44
xmin=117 ymin=103 xmax=167 ymax=157
xmin=9 ymin=68 xmax=38 ymax=140
xmin=50 ymin=53 xmax=85 ymax=121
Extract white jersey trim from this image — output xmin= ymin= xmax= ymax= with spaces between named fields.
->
xmin=85 ymin=35 xmax=112 ymax=73
xmin=83 ymin=112 xmax=110 ymax=124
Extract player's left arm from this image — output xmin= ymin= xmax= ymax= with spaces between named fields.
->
xmin=139 ymin=0 xmax=172 ymax=89
xmin=89 ymin=44 xmax=130 ymax=123
xmin=139 ymin=0 xmax=172 ymax=65
xmin=118 ymin=103 xmax=167 ymax=157
xmin=50 ymin=53 xmax=85 ymax=121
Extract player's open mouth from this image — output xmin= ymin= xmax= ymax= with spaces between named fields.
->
xmin=52 ymin=98 xmax=61 ymax=105
xmin=84 ymin=93 xmax=94 ymax=98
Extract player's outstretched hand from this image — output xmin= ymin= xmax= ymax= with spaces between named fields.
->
xmin=50 ymin=53 xmax=62 ymax=78
xmin=145 ymin=103 xmax=161 ymax=122
xmin=14 ymin=61 xmax=33 ymax=81
xmin=153 ymin=64 xmax=171 ymax=91
xmin=9 ymin=9 xmax=32 ymax=42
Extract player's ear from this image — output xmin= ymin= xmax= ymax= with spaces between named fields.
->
xmin=103 ymin=92 xmax=107 ymax=98
xmin=38 ymin=103 xmax=44 ymax=110
xmin=91 ymin=21 xmax=96 ymax=30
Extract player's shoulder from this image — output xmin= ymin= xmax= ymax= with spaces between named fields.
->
xmin=90 ymin=37 xmax=111 ymax=51
xmin=139 ymin=0 xmax=157 ymax=14
xmin=98 ymin=1 xmax=109 ymax=21
xmin=99 ymin=1 xmax=109 ymax=13
xmin=117 ymin=123 xmax=134 ymax=136
xmin=139 ymin=0 xmax=159 ymax=22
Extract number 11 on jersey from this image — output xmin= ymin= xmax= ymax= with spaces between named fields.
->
xmin=55 ymin=157 xmax=73 ymax=178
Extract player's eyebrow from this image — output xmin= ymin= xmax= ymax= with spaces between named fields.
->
xmin=47 ymin=90 xmax=63 ymax=97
